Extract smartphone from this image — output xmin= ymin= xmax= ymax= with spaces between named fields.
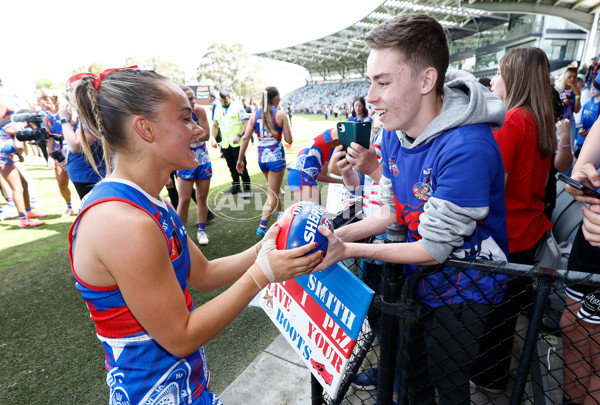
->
xmin=336 ymin=121 xmax=371 ymax=151
xmin=558 ymin=173 xmax=600 ymax=198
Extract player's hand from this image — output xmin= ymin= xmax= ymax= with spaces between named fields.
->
xmin=256 ymin=224 xmax=323 ymax=283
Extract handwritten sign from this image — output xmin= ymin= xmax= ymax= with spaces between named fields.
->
xmin=259 ymin=262 xmax=374 ymax=396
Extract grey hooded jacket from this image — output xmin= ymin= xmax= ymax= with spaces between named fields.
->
xmin=378 ymin=70 xmax=506 ymax=263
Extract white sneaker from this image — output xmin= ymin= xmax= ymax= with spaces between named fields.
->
xmin=61 ymin=208 xmax=74 ymax=218
xmin=197 ymin=230 xmax=209 ymax=245
xmin=31 ymin=200 xmax=43 ymax=209
xmin=3 ymin=206 xmax=18 ymax=218
xmin=0 ymin=211 xmax=6 ymax=221
xmin=241 ymin=188 xmax=253 ymax=198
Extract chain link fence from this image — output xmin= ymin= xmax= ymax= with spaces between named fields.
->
xmin=311 ymin=206 xmax=600 ymax=405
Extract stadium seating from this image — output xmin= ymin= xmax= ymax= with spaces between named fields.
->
xmin=282 ymin=81 xmax=370 ymax=114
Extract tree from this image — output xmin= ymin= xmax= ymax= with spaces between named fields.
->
xmin=124 ymin=56 xmax=186 ymax=84
xmin=71 ymin=63 xmax=107 ymax=75
xmin=35 ymin=78 xmax=60 ymax=90
xmin=88 ymin=63 xmax=107 ymax=75
xmin=196 ymin=43 xmax=264 ymax=97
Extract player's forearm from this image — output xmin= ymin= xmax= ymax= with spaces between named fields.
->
xmin=202 ymin=243 xmax=260 ymax=290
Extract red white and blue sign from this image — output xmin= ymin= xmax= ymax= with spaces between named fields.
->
xmin=259 ymin=262 xmax=374 ymax=397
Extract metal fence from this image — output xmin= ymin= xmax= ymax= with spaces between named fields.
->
xmin=310 ymin=220 xmax=600 ymax=405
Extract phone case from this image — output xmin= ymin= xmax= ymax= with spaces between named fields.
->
xmin=337 ymin=122 xmax=371 ymax=150
xmin=557 ymin=173 xmax=600 ymax=198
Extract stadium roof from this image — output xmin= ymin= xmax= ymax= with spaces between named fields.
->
xmin=256 ymin=0 xmax=600 ymax=80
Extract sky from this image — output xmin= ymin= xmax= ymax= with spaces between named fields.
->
xmin=2 ymin=0 xmax=383 ymax=98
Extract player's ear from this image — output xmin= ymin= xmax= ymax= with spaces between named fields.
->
xmin=132 ymin=116 xmax=155 ymax=143
xmin=421 ymin=67 xmax=438 ymax=95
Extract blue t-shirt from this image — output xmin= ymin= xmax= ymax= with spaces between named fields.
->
xmin=577 ymin=97 xmax=600 ymax=151
xmin=66 ymin=135 xmax=106 ymax=183
xmin=348 ymin=115 xmax=373 ymax=123
xmin=381 ymin=124 xmax=509 ymax=307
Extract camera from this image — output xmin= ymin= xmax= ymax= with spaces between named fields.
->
xmin=11 ymin=112 xmax=64 ymax=160
xmin=49 ymin=149 xmax=66 ymax=163
xmin=15 ymin=127 xmax=50 ymax=142
xmin=12 ymin=112 xmax=63 ymax=143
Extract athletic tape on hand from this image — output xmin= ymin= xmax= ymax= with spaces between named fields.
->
xmin=255 ymin=238 xmax=276 ymax=283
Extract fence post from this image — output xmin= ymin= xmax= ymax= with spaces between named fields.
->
xmin=377 ymin=223 xmax=406 ymax=405
xmin=509 ymin=268 xmax=554 ymax=405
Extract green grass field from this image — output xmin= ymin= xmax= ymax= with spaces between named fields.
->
xmin=0 ymin=115 xmax=338 ymax=403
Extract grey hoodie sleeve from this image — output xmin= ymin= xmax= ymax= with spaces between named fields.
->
xmin=417 ymin=196 xmax=489 ymax=263
xmin=379 ymin=173 xmax=396 ymax=213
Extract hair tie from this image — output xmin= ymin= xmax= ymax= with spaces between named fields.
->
xmin=93 ymin=65 xmax=138 ymax=91
xmin=263 ymin=90 xmax=268 ymax=113
xmin=68 ymin=73 xmax=97 ymax=89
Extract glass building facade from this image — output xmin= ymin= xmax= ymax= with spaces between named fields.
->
xmin=449 ymin=15 xmax=586 ymax=77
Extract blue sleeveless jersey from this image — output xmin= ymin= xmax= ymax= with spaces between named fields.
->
xmin=0 ymin=122 xmax=16 ymax=167
xmin=254 ymin=107 xmax=285 ymax=172
xmin=288 ymin=128 xmax=334 ymax=178
xmin=381 ymin=124 xmax=509 ymax=307
xmin=254 ymin=107 xmax=283 ymax=146
xmin=68 ymin=179 xmax=221 ymax=405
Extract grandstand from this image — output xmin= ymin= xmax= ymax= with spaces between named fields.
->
xmin=282 ymin=80 xmax=370 ymax=115
xmin=259 ymin=0 xmax=600 ymax=112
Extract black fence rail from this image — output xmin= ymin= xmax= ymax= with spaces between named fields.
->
xmin=311 ymin=223 xmax=600 ymax=405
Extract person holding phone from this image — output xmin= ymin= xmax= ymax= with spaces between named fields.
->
xmin=560 ymin=117 xmax=600 ymax=405
xmin=328 ymin=117 xmax=385 ymax=391
xmin=315 ymin=14 xmax=508 ymax=404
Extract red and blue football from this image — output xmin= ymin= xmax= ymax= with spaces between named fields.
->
xmin=276 ymin=201 xmax=333 ymax=256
